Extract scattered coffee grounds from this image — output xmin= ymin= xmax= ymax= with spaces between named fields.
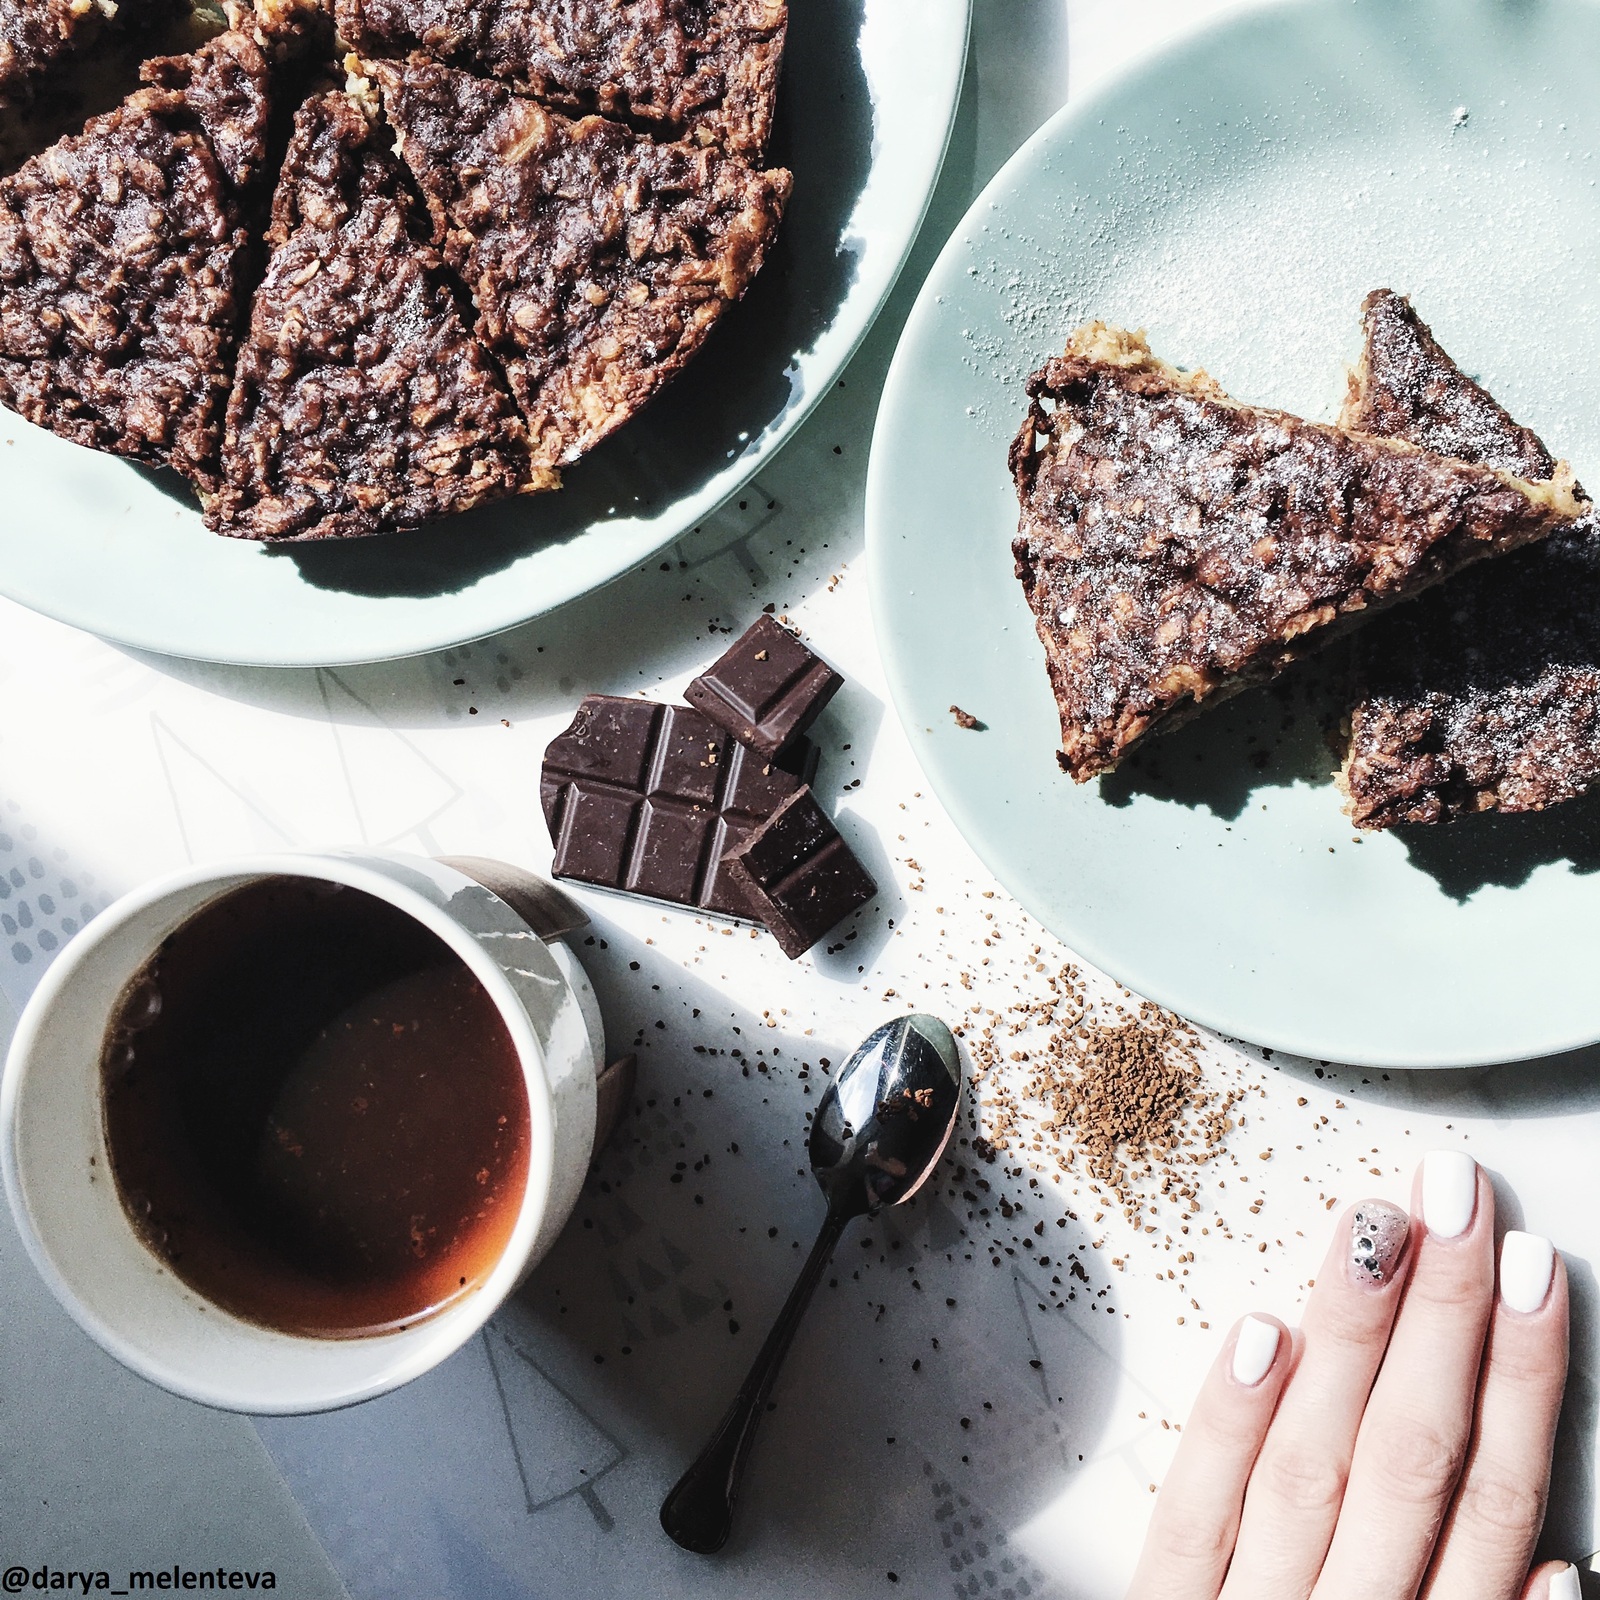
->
xmin=949 ymin=705 xmax=983 ymax=730
xmin=541 ymin=693 xmax=816 ymax=916
xmin=721 ymin=786 xmax=877 ymax=958
xmin=967 ymin=963 xmax=1243 ymax=1229
xmin=684 ymin=613 xmax=843 ymax=761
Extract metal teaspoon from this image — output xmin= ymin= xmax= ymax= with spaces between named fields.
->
xmin=659 ymin=1012 xmax=964 ymax=1554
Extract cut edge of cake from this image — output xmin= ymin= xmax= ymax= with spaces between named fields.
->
xmin=0 ymin=25 xmax=271 ymax=493
xmin=364 ymin=50 xmax=790 ymax=478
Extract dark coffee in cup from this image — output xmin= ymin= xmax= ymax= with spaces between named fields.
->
xmin=100 ymin=875 xmax=530 ymax=1339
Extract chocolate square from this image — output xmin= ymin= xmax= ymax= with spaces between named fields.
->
xmin=684 ymin=614 xmax=843 ymax=760
xmin=541 ymin=694 xmax=818 ymax=917
xmin=551 ymin=786 xmax=640 ymax=887
xmin=627 ymin=798 xmax=715 ymax=904
xmin=720 ymin=787 xmax=876 ymax=959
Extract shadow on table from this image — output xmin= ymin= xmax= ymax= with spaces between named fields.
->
xmin=253 ymin=898 xmax=1119 ymax=1597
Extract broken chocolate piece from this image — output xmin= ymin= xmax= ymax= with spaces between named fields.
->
xmin=0 ymin=27 xmax=268 ymax=492
xmin=540 ymin=694 xmax=816 ymax=916
xmin=684 ymin=613 xmax=843 ymax=760
xmin=337 ymin=0 xmax=787 ymax=161
xmin=212 ymin=87 xmax=534 ymax=542
xmin=370 ymin=55 xmax=790 ymax=476
xmin=720 ymin=787 xmax=876 ymax=959
xmin=949 ymin=705 xmax=982 ymax=731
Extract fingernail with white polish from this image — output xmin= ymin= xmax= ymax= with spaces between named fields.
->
xmin=1350 ymin=1200 xmax=1409 ymax=1285
xmin=1232 ymin=1316 xmax=1280 ymax=1386
xmin=1422 ymin=1150 xmax=1478 ymax=1238
xmin=1501 ymin=1232 xmax=1556 ymax=1314
xmin=1548 ymin=1562 xmax=1582 ymax=1600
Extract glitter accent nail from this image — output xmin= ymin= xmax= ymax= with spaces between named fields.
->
xmin=1350 ymin=1201 xmax=1409 ymax=1285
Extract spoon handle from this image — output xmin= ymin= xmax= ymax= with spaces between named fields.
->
xmin=659 ymin=1202 xmax=853 ymax=1553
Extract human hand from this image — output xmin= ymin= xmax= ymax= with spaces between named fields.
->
xmin=1128 ymin=1152 xmax=1574 ymax=1600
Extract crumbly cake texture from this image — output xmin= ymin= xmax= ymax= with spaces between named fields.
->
xmin=224 ymin=0 xmax=331 ymax=59
xmin=370 ymin=54 xmax=789 ymax=474
xmin=1338 ymin=292 xmax=1600 ymax=828
xmin=0 ymin=0 xmax=116 ymax=105
xmin=337 ymin=0 xmax=786 ymax=161
xmin=0 ymin=27 xmax=268 ymax=491
xmin=1010 ymin=324 xmax=1586 ymax=782
xmin=1340 ymin=530 xmax=1600 ymax=826
xmin=212 ymin=88 xmax=533 ymax=541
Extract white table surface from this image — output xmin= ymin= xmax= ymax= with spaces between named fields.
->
xmin=5 ymin=3 xmax=1598 ymax=1596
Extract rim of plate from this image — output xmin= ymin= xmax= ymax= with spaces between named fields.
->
xmin=2 ymin=1 xmax=973 ymax=669
xmin=866 ymin=0 xmax=1600 ymax=1071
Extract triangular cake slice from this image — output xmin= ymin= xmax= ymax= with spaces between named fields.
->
xmin=0 ymin=27 xmax=269 ymax=491
xmin=1342 ymin=288 xmax=1560 ymax=480
xmin=338 ymin=0 xmax=786 ymax=160
xmin=1338 ymin=290 xmax=1600 ymax=827
xmin=1010 ymin=323 xmax=1586 ymax=782
xmin=211 ymin=85 xmax=535 ymax=541
xmin=367 ymin=54 xmax=790 ymax=477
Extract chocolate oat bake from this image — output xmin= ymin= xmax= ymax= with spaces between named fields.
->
xmin=0 ymin=26 xmax=269 ymax=490
xmin=1 ymin=0 xmax=123 ymax=106
xmin=371 ymin=54 xmax=789 ymax=476
xmin=0 ymin=0 xmax=788 ymax=537
xmin=336 ymin=0 xmax=786 ymax=161
xmin=1010 ymin=323 xmax=1586 ymax=782
xmin=212 ymin=86 xmax=534 ymax=540
xmin=1341 ymin=289 xmax=1560 ymax=481
xmin=1338 ymin=292 xmax=1600 ymax=828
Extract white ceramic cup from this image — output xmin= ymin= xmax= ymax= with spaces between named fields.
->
xmin=0 ymin=851 xmax=603 ymax=1414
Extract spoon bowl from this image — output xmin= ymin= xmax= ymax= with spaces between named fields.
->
xmin=809 ymin=1012 xmax=963 ymax=1215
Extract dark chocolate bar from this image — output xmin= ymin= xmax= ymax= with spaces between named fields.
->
xmin=720 ymin=787 xmax=876 ymax=959
xmin=684 ymin=614 xmax=843 ymax=761
xmin=540 ymin=695 xmax=816 ymax=916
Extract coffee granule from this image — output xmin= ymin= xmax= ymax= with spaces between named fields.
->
xmin=966 ymin=964 xmax=1242 ymax=1228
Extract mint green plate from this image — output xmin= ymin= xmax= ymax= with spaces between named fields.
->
xmin=0 ymin=1 xmax=969 ymax=667
xmin=868 ymin=0 xmax=1600 ymax=1068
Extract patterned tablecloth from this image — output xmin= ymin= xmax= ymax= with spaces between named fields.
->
xmin=4 ymin=3 xmax=1598 ymax=1596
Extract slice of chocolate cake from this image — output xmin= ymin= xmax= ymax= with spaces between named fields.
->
xmin=0 ymin=27 xmax=268 ymax=491
xmin=338 ymin=0 xmax=786 ymax=161
xmin=1010 ymin=323 xmax=1586 ymax=782
xmin=1338 ymin=291 xmax=1600 ymax=827
xmin=369 ymin=54 xmax=789 ymax=477
xmin=1341 ymin=289 xmax=1560 ymax=480
xmin=212 ymin=87 xmax=534 ymax=541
